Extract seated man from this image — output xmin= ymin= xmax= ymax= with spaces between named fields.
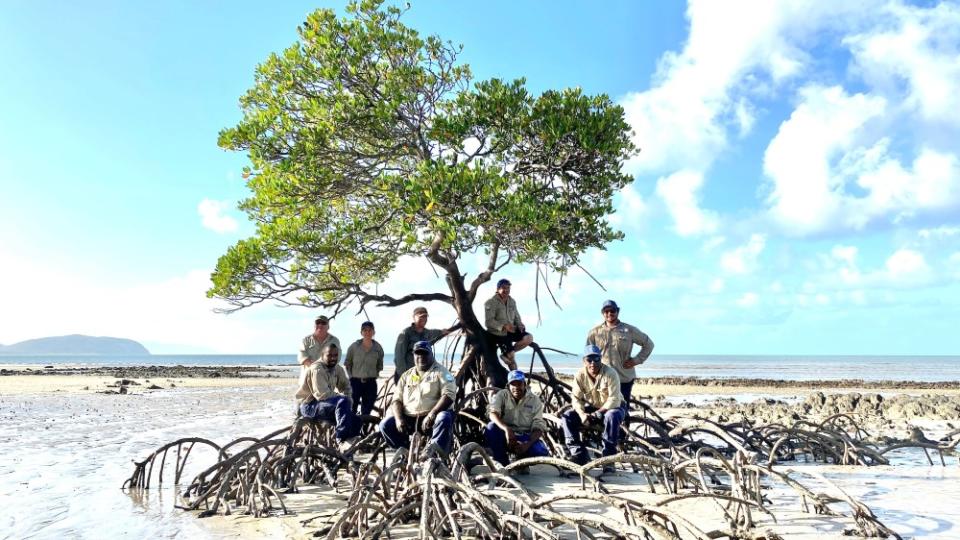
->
xmin=484 ymin=278 xmax=533 ymax=370
xmin=484 ymin=370 xmax=549 ymax=468
xmin=378 ymin=341 xmax=457 ymax=454
xmin=294 ymin=343 xmax=359 ymax=450
xmin=562 ymin=345 xmax=625 ymax=470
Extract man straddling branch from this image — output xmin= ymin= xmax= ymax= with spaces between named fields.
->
xmin=484 ymin=278 xmax=534 ymax=370
xmin=295 ymin=343 xmax=360 ymax=451
xmin=562 ymin=344 xmax=624 ymax=471
xmin=586 ymin=299 xmax=654 ymax=410
xmin=484 ymin=370 xmax=550 ymax=469
xmin=379 ymin=341 xmax=457 ymax=454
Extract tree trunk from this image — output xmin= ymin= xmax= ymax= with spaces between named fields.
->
xmin=444 ymin=263 xmax=507 ymax=389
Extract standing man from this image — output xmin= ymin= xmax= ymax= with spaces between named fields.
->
xmin=299 ymin=315 xmax=341 ymax=387
xmin=586 ymin=300 xmax=654 ymax=410
xmin=394 ymin=306 xmax=450 ymax=381
xmin=562 ymin=345 xmax=624 ymax=470
xmin=484 ymin=278 xmax=533 ymax=370
xmin=484 ymin=370 xmax=549 ymax=468
xmin=344 ymin=321 xmax=384 ymax=416
xmin=379 ymin=341 xmax=457 ymax=454
xmin=295 ymin=343 xmax=359 ymax=450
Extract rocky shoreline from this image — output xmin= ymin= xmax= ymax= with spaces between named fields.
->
xmin=639 ymin=375 xmax=960 ymax=390
xmin=0 ymin=365 xmax=292 ymax=379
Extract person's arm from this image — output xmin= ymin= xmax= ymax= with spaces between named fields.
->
xmin=344 ymin=343 xmax=355 ymax=377
xmin=298 ymin=337 xmax=311 ymax=366
xmin=600 ymin=371 xmax=622 ymax=411
xmin=311 ymin=367 xmax=328 ymax=401
xmin=630 ymin=328 xmax=654 ymax=366
xmin=376 ymin=342 xmax=384 ymax=374
xmin=338 ymin=366 xmax=352 ymax=398
xmin=484 ymin=298 xmax=500 ymax=332
xmin=512 ymin=298 xmax=524 ymax=331
xmin=571 ymin=373 xmax=588 ymax=421
xmin=516 ymin=396 xmax=546 ymax=453
xmin=423 ymin=370 xmax=456 ymax=428
xmin=394 ymin=332 xmax=407 ymax=368
xmin=487 ymin=392 xmax=515 ymax=443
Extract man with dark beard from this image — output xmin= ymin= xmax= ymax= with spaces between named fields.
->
xmin=484 ymin=370 xmax=549 ymax=468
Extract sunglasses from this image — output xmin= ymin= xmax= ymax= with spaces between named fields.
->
xmin=315 ymin=321 xmax=329 ymax=326
xmin=585 ymin=356 xmax=602 ymax=363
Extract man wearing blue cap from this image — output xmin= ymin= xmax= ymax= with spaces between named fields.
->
xmin=344 ymin=321 xmax=384 ymax=416
xmin=484 ymin=278 xmax=533 ymax=370
xmin=378 ymin=340 xmax=458 ymax=453
xmin=484 ymin=370 xmax=549 ymax=468
xmin=586 ymin=300 xmax=654 ymax=410
xmin=562 ymin=344 xmax=624 ymax=470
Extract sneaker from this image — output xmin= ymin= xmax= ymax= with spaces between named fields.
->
xmin=602 ymin=464 xmax=615 ymax=474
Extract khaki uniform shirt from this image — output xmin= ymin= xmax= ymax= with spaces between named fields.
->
xmin=393 ymin=362 xmax=457 ymax=416
xmin=344 ymin=339 xmax=384 ymax=380
xmin=586 ymin=322 xmax=653 ymax=382
xmin=297 ymin=333 xmax=341 ymax=386
xmin=484 ymin=294 xmax=523 ymax=336
xmin=393 ymin=326 xmax=444 ymax=377
xmin=295 ymin=363 xmax=351 ymax=404
xmin=488 ymin=389 xmax=547 ymax=433
xmin=572 ymin=364 xmax=622 ymax=414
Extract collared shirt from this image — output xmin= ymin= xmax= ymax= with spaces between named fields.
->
xmin=484 ymin=294 xmax=523 ymax=336
xmin=345 ymin=339 xmax=384 ymax=379
xmin=586 ymin=321 xmax=653 ymax=382
xmin=488 ymin=388 xmax=547 ymax=433
xmin=393 ymin=326 xmax=444 ymax=377
xmin=295 ymin=363 xmax=351 ymax=404
xmin=572 ymin=364 xmax=622 ymax=414
xmin=297 ymin=333 xmax=341 ymax=386
xmin=392 ymin=362 xmax=457 ymax=416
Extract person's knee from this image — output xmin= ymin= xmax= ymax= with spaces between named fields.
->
xmin=436 ymin=410 xmax=454 ymax=428
xmin=604 ymin=409 xmax=624 ymax=425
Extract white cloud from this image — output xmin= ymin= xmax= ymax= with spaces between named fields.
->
xmin=709 ymin=278 xmax=725 ymax=293
xmin=655 ymin=170 xmax=719 ymax=237
xmin=198 ymin=198 xmax=239 ymax=233
xmin=736 ymin=292 xmax=760 ymax=307
xmin=918 ymin=226 xmax=960 ymax=239
xmin=763 ymin=84 xmax=960 ymax=235
xmin=884 ymin=248 xmax=929 ymax=280
xmin=720 ymin=234 xmax=766 ymax=274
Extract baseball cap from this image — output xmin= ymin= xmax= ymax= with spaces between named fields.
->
xmin=496 ymin=278 xmax=511 ymax=288
xmin=413 ymin=306 xmax=428 ymax=316
xmin=600 ymin=300 xmax=619 ymax=312
xmin=507 ymin=370 xmax=526 ymax=384
xmin=360 ymin=321 xmax=374 ymax=330
xmin=315 ymin=315 xmax=330 ymax=324
xmin=583 ymin=344 xmax=602 ymax=360
xmin=413 ymin=340 xmax=433 ymax=354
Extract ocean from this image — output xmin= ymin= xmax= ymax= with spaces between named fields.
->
xmin=3 ymin=353 xmax=960 ymax=382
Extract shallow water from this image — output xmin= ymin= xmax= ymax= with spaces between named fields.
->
xmin=1 ymin=384 xmax=957 ymax=539
xmin=0 ymin=384 xmax=292 ymax=539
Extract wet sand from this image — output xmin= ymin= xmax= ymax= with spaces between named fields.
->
xmin=1 ymin=367 xmax=958 ymax=538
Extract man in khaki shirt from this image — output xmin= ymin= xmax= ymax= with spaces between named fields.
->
xmin=483 ymin=278 xmax=533 ymax=369
xmin=298 ymin=315 xmax=341 ymax=387
xmin=484 ymin=370 xmax=549 ymax=467
xmin=562 ymin=345 xmax=625 ymax=469
xmin=295 ymin=343 xmax=359 ymax=445
xmin=586 ymin=299 xmax=654 ymax=410
xmin=344 ymin=321 xmax=384 ymax=416
xmin=378 ymin=341 xmax=457 ymax=453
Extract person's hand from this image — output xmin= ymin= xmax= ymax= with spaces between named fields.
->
xmin=513 ymin=439 xmax=532 ymax=454
xmin=591 ymin=410 xmax=605 ymax=423
xmin=303 ymin=359 xmax=314 ymax=367
xmin=518 ymin=324 xmax=525 ymax=332
xmin=578 ymin=411 xmax=590 ymax=424
xmin=395 ymin=414 xmax=407 ymax=434
xmin=504 ymin=324 xmax=515 ymax=333
xmin=504 ymin=427 xmax=517 ymax=446
xmin=422 ymin=412 xmax=436 ymax=430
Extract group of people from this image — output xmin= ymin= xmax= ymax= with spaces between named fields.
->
xmin=293 ymin=278 xmax=654 ymax=468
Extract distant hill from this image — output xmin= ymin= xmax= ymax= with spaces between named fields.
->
xmin=0 ymin=334 xmax=150 ymax=355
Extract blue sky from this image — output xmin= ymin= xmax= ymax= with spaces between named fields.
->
xmin=2 ymin=1 xmax=958 ymax=355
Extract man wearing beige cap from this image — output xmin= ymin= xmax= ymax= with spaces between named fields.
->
xmin=393 ymin=306 xmax=449 ymax=381
xmin=298 ymin=315 xmax=341 ymax=386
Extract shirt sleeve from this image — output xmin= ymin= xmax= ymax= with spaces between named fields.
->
xmin=440 ymin=368 xmax=457 ymax=401
xmin=632 ymin=327 xmax=654 ymax=362
xmin=392 ymin=371 xmax=406 ymax=404
xmin=484 ymin=298 xmax=499 ymax=331
xmin=488 ymin=389 xmax=506 ymax=418
xmin=529 ymin=394 xmax=547 ymax=433
xmin=338 ymin=366 xmax=352 ymax=398
xmin=512 ymin=298 xmax=523 ymax=327
xmin=376 ymin=342 xmax=384 ymax=372
xmin=394 ymin=331 xmax=407 ymax=366
xmin=571 ymin=372 xmax=587 ymax=415
xmin=310 ymin=367 xmax=326 ymax=401
xmin=297 ymin=337 xmax=310 ymax=365
xmin=344 ymin=342 xmax=355 ymax=376
xmin=585 ymin=327 xmax=596 ymax=346
xmin=601 ymin=371 xmax=622 ymax=410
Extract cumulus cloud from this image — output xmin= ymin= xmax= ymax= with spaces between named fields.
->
xmin=720 ymin=234 xmax=766 ymax=274
xmin=655 ymin=170 xmax=719 ymax=236
xmin=884 ymin=248 xmax=930 ymax=280
xmin=198 ymin=198 xmax=239 ymax=233
xmin=736 ymin=292 xmax=760 ymax=307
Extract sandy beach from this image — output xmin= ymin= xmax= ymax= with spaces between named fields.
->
xmin=2 ymin=366 xmax=958 ymax=539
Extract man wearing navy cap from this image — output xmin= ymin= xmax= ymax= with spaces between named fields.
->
xmin=484 ymin=278 xmax=533 ymax=370
xmin=344 ymin=321 xmax=384 ymax=416
xmin=562 ymin=344 xmax=624 ymax=470
xmin=378 ymin=340 xmax=458 ymax=453
xmin=484 ymin=370 xmax=549 ymax=468
xmin=586 ymin=299 xmax=654 ymax=410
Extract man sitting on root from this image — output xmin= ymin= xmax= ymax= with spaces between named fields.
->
xmin=295 ymin=343 xmax=360 ymax=451
xmin=484 ymin=370 xmax=550 ymax=469
xmin=379 ymin=340 xmax=457 ymax=455
xmin=562 ymin=344 xmax=624 ymax=471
